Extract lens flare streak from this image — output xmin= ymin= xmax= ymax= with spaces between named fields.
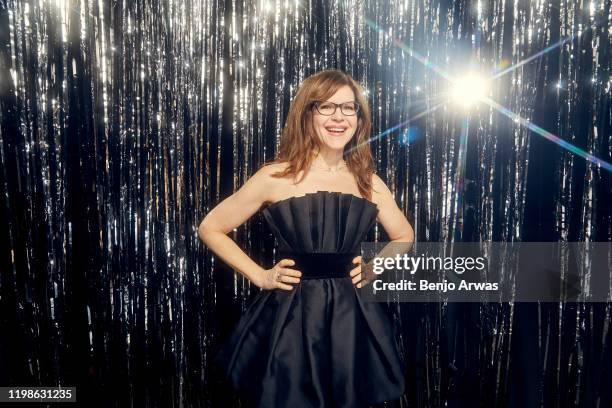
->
xmin=372 ymin=24 xmax=611 ymax=172
xmin=484 ymin=97 xmax=612 ymax=172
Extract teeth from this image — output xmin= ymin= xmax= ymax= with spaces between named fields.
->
xmin=326 ymin=128 xmax=345 ymax=132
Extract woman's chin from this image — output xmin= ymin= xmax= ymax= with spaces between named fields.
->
xmin=321 ymin=143 xmax=348 ymax=153
xmin=320 ymin=137 xmax=351 ymax=150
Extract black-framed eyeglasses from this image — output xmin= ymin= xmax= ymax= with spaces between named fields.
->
xmin=312 ymin=101 xmax=360 ymax=116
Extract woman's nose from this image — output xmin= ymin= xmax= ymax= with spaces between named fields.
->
xmin=331 ymin=109 xmax=344 ymax=120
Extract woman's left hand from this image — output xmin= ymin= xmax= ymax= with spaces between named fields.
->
xmin=349 ymin=255 xmax=371 ymax=288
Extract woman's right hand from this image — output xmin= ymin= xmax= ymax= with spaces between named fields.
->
xmin=256 ymin=259 xmax=302 ymax=290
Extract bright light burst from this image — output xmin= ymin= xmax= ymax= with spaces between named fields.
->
xmin=450 ymin=73 xmax=490 ymax=109
xmin=360 ymin=19 xmax=612 ymax=172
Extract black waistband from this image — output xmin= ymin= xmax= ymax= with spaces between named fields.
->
xmin=277 ymin=251 xmax=359 ymax=280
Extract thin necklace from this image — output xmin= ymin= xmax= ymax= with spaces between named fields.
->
xmin=310 ymin=161 xmax=347 ymax=173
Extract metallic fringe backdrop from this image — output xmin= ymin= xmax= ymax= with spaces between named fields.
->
xmin=0 ymin=0 xmax=610 ymax=407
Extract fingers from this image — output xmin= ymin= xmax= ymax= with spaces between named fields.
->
xmin=280 ymin=267 xmax=302 ymax=278
xmin=278 ymin=274 xmax=301 ymax=284
xmin=276 ymin=282 xmax=294 ymax=291
xmin=353 ymin=272 xmax=370 ymax=288
xmin=349 ymin=258 xmax=372 ymax=288
xmin=277 ymin=259 xmax=302 ymax=278
xmin=349 ymin=265 xmax=361 ymax=278
xmin=273 ymin=259 xmax=301 ymax=290
xmin=278 ymin=258 xmax=296 ymax=267
xmin=350 ymin=256 xmax=362 ymax=278
xmin=350 ymin=265 xmax=362 ymax=283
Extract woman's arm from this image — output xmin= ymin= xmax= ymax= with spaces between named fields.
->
xmin=372 ymin=173 xmax=415 ymax=242
xmin=350 ymin=174 xmax=414 ymax=287
xmin=197 ymin=165 xmax=279 ymax=288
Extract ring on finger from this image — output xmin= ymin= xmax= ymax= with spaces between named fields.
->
xmin=275 ymin=270 xmax=281 ymax=282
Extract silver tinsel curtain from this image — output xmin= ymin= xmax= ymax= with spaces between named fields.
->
xmin=0 ymin=0 xmax=610 ymax=406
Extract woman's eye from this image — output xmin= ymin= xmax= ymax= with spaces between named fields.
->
xmin=318 ymin=103 xmax=335 ymax=113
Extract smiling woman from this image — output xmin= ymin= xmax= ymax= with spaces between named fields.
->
xmin=198 ymin=69 xmax=414 ymax=407
xmin=262 ymin=70 xmax=378 ymax=201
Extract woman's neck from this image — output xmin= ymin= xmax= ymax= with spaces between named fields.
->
xmin=312 ymin=150 xmax=345 ymax=168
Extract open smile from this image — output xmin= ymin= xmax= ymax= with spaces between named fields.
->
xmin=324 ymin=126 xmax=348 ymax=136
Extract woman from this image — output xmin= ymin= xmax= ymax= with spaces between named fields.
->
xmin=199 ymin=69 xmax=414 ymax=407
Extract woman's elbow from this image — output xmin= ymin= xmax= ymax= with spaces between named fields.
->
xmin=197 ymin=224 xmax=209 ymax=244
xmin=197 ymin=218 xmax=218 ymax=243
xmin=395 ymin=226 xmax=415 ymax=243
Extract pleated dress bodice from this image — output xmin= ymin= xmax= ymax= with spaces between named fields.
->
xmin=261 ymin=191 xmax=379 ymax=254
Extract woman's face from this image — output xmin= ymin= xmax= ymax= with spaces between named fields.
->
xmin=311 ymin=85 xmax=359 ymax=154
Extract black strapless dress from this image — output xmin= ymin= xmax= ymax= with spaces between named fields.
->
xmin=215 ymin=191 xmax=406 ymax=407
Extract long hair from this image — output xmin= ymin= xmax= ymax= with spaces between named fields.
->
xmin=263 ymin=69 xmax=376 ymax=200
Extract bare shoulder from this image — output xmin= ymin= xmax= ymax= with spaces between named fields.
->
xmin=258 ymin=161 xmax=290 ymax=175
xmin=249 ymin=162 xmax=290 ymax=199
xmin=369 ymin=172 xmax=414 ymax=241
xmin=246 ymin=163 xmax=278 ymax=192
xmin=371 ymin=172 xmax=393 ymax=205
xmin=255 ymin=162 xmax=290 ymax=184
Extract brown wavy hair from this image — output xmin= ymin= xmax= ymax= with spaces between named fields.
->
xmin=262 ymin=69 xmax=376 ymax=200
